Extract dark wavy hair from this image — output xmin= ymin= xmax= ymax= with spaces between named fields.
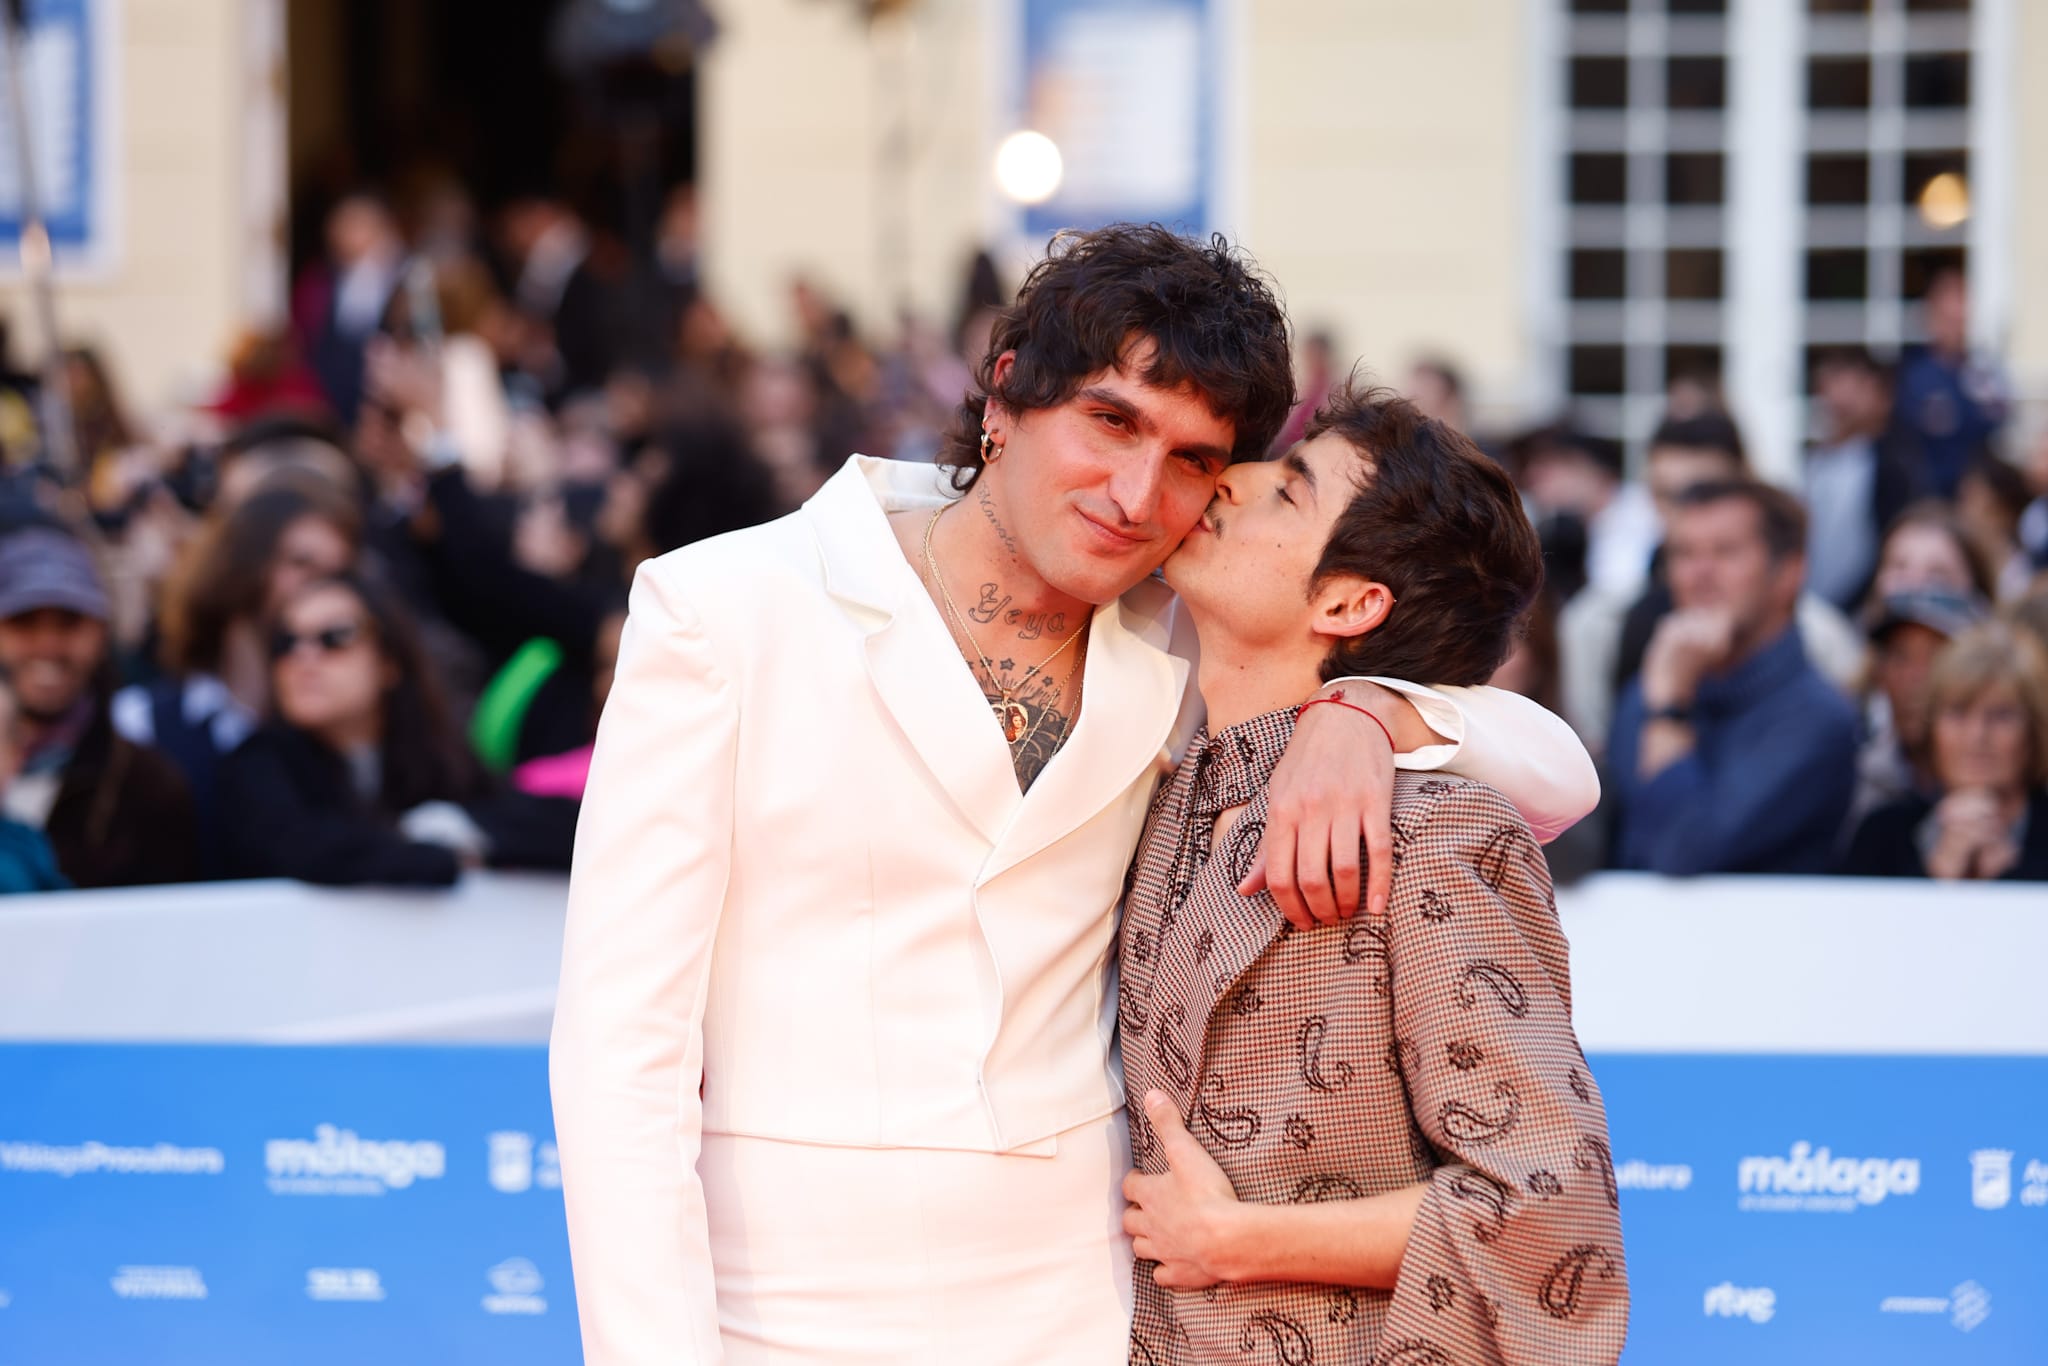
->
xmin=271 ymin=571 xmax=482 ymax=813
xmin=1308 ymin=383 xmax=1544 ymax=687
xmin=163 ymin=478 xmax=363 ymax=676
xmin=942 ymin=224 xmax=1295 ymax=490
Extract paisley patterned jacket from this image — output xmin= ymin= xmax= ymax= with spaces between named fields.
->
xmin=1119 ymin=707 xmax=1628 ymax=1366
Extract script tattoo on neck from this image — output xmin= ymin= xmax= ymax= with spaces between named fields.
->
xmin=978 ymin=483 xmax=1020 ymax=561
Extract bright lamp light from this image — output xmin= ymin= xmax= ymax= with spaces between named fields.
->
xmin=994 ymin=130 xmax=1063 ymax=206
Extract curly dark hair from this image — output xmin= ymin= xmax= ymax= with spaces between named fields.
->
xmin=942 ymin=224 xmax=1295 ymax=490
xmin=1308 ymin=383 xmax=1544 ymax=688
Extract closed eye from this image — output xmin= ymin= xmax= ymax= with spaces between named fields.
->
xmin=1277 ymin=484 xmax=1296 ymax=505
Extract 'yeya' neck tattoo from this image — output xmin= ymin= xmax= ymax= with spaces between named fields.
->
xmin=924 ymin=496 xmax=1088 ymax=793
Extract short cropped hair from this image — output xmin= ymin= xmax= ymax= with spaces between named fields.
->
xmin=1307 ymin=384 xmax=1544 ymax=688
xmin=1669 ymin=479 xmax=1808 ymax=563
xmin=943 ymin=224 xmax=1295 ymax=489
xmin=1648 ymin=411 xmax=1748 ymax=468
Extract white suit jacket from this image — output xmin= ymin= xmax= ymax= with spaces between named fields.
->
xmin=549 ymin=455 xmax=1598 ymax=1364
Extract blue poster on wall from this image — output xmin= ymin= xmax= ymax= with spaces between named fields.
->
xmin=1015 ymin=0 xmax=1222 ymax=241
xmin=0 ymin=0 xmax=111 ymax=266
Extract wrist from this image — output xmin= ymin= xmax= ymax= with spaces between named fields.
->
xmin=1207 ymin=1199 xmax=1266 ymax=1285
xmin=1310 ymin=681 xmax=1431 ymax=753
xmin=1639 ymin=667 xmax=1694 ymax=713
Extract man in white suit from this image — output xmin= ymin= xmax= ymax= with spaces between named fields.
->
xmin=551 ymin=225 xmax=1597 ymax=1364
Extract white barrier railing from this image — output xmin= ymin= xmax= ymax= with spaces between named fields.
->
xmin=2 ymin=872 xmax=2043 ymax=1051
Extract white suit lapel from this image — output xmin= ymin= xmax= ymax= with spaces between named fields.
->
xmin=981 ymin=579 xmax=1187 ymax=883
xmin=805 ymin=458 xmax=1021 ymax=846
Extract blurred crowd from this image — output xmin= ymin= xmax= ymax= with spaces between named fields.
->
xmin=0 ymin=182 xmax=1003 ymax=894
xmin=0 ymin=185 xmax=2041 ymax=896
xmin=1464 ymin=263 xmax=2048 ymax=884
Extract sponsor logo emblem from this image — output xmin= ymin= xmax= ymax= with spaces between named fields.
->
xmin=1615 ymin=1160 xmax=1692 ymax=1192
xmin=265 ymin=1125 xmax=446 ymax=1196
xmin=483 ymin=1258 xmax=546 ymax=1316
xmin=0 ymin=1140 xmax=224 ymax=1177
xmin=1702 ymin=1282 xmax=1774 ymax=1323
xmin=1879 ymin=1281 xmax=1990 ymax=1333
xmin=306 ymin=1268 xmax=386 ymax=1303
xmin=1736 ymin=1141 xmax=1919 ymax=1212
xmin=487 ymin=1131 xmax=561 ymax=1194
xmin=111 ymin=1266 xmax=207 ymax=1300
xmin=1970 ymin=1149 xmax=2012 ymax=1210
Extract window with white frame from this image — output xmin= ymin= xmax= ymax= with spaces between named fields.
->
xmin=1799 ymin=0 xmax=1974 ymax=391
xmin=1549 ymin=0 xmax=2002 ymax=471
xmin=1557 ymin=0 xmax=1735 ymax=451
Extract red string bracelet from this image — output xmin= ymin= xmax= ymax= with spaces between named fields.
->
xmin=1295 ymin=693 xmax=1396 ymax=752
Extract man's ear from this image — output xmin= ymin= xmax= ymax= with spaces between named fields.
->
xmin=983 ymin=350 xmax=1019 ymax=439
xmin=1310 ymin=573 xmax=1394 ymax=643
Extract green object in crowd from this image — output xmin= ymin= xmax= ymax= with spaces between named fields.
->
xmin=470 ymin=637 xmax=564 ymax=774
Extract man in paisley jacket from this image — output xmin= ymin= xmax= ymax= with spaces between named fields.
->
xmin=1119 ymin=383 xmax=1628 ymax=1365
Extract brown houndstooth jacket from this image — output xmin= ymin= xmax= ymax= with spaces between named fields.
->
xmin=1118 ymin=707 xmax=1628 ymax=1365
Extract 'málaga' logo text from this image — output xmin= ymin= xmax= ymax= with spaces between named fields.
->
xmin=265 ymin=1124 xmax=446 ymax=1196
xmin=1737 ymin=1141 xmax=1919 ymax=1212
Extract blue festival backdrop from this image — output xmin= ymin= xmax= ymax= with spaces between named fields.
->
xmin=1 ymin=1046 xmax=2043 ymax=1364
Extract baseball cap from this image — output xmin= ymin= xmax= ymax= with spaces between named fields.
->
xmin=1868 ymin=589 xmax=1985 ymax=644
xmin=0 ymin=527 xmax=111 ymax=623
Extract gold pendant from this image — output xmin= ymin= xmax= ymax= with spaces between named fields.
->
xmin=997 ymin=699 xmax=1029 ymax=744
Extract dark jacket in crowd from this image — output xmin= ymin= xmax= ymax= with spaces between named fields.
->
xmin=48 ymin=705 xmax=197 ymax=888
xmin=1840 ymin=789 xmax=2048 ymax=881
xmin=0 ymin=819 xmax=68 ymax=893
xmin=217 ymin=725 xmax=578 ymax=888
xmin=1609 ymin=627 xmax=1860 ymax=875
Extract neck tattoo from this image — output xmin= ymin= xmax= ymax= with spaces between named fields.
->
xmin=921 ymin=507 xmax=1088 ymax=767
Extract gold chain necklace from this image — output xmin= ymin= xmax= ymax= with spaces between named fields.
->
xmin=921 ymin=506 xmax=1087 ymax=744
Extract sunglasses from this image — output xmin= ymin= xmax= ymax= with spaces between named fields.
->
xmin=269 ymin=621 xmax=364 ymax=661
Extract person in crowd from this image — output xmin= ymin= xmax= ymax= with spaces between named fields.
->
xmin=497 ymin=196 xmax=621 ymax=401
xmin=1404 ymin=355 xmax=1470 ymax=433
xmin=114 ymin=479 xmax=361 ymax=872
xmin=1892 ymin=265 xmax=2009 ymax=500
xmin=2010 ymin=588 xmax=2048 ymax=658
xmin=1802 ymin=347 xmax=1921 ymax=610
xmin=1493 ymin=589 xmax=1610 ymax=884
xmin=1865 ymin=500 xmax=1996 ymax=611
xmin=1842 ymin=622 xmax=2048 ymax=880
xmin=549 ymin=224 xmax=1598 ymax=1364
xmin=1609 ymin=480 xmax=1860 ymax=873
xmin=217 ymin=572 xmax=573 ymax=887
xmin=2018 ymin=424 xmax=2048 ymax=574
xmin=0 ymin=526 xmax=195 ymax=887
xmin=1559 ymin=412 xmax=1862 ymax=747
xmin=0 ymin=675 xmax=69 ymax=894
xmin=1516 ymin=424 xmax=1656 ymax=601
xmin=1956 ymin=455 xmax=2037 ymax=603
xmin=1850 ymin=589 xmax=1985 ymax=832
xmin=1663 ymin=367 xmax=1725 ymax=421
xmin=293 ymin=192 xmax=407 ymax=425
xmin=1119 ymin=384 xmax=1625 ymax=1364
xmin=1271 ymin=328 xmax=1337 ymax=453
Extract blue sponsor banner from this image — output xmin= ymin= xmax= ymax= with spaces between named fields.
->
xmin=1598 ymin=1054 xmax=2048 ymax=1363
xmin=1 ymin=1047 xmax=2044 ymax=1363
xmin=0 ymin=1045 xmax=578 ymax=1366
